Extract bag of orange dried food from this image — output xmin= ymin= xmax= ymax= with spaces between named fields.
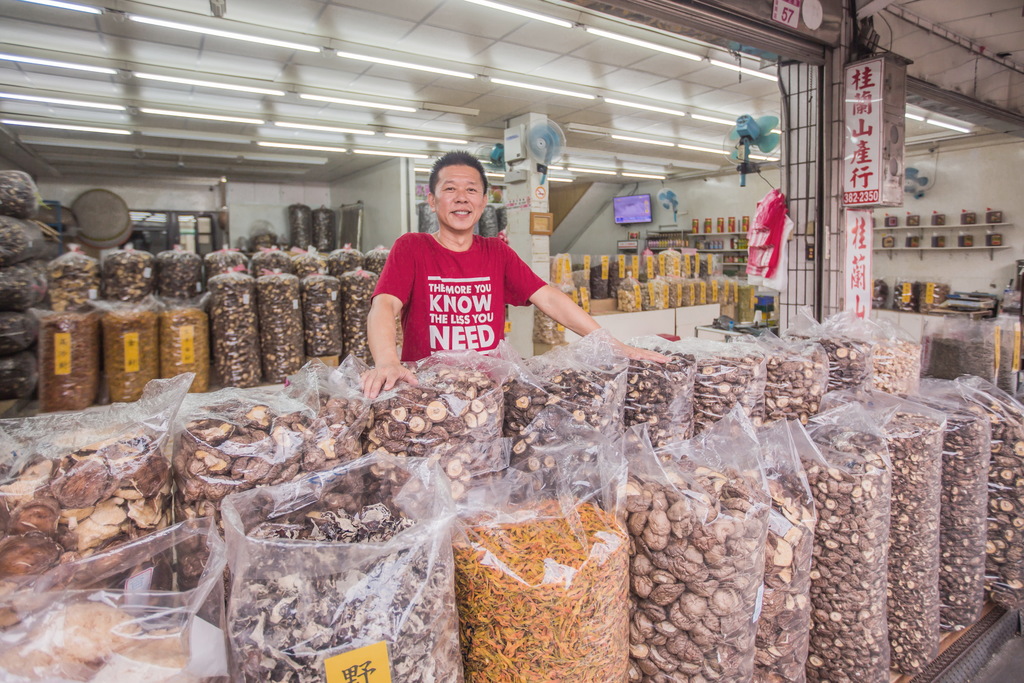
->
xmin=453 ymin=430 xmax=629 ymax=682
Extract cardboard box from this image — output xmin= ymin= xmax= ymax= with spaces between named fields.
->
xmin=590 ymin=298 xmax=618 ymax=314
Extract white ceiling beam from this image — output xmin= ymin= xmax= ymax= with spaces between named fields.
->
xmin=855 ymin=0 xmax=900 ymax=18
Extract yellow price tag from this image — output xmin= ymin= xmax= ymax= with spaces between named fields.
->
xmin=632 ymin=283 xmax=642 ymax=303
xmin=631 ymin=255 xmax=640 ymax=278
xmin=995 ymin=326 xmax=1002 ymax=373
xmin=179 ymin=325 xmax=195 ymax=365
xmin=54 ymin=332 xmax=72 ymax=376
xmin=324 ymin=641 xmax=392 ymax=683
xmin=646 ymin=255 xmax=655 ymax=278
xmin=601 ymin=255 xmax=609 ymax=280
xmin=583 ymin=255 xmax=591 ymax=271
xmin=617 ymin=254 xmax=625 ymax=277
xmin=124 ymin=332 xmax=140 ymax=373
xmin=925 ymin=282 xmax=935 ymax=305
xmin=670 ymin=257 xmax=681 ymax=278
xmin=570 ymin=289 xmax=579 ymax=305
xmin=705 ymin=254 xmax=713 ymax=274
xmin=675 ymin=283 xmax=683 ymax=306
xmin=901 ymin=283 xmax=912 ymax=303
xmin=711 ymin=280 xmax=719 ymax=302
xmin=1014 ymin=322 xmax=1021 ymax=372
xmin=580 ymin=287 xmax=590 ymax=312
xmin=688 ymin=283 xmax=696 ymax=302
xmin=699 ymin=281 xmax=707 ymax=304
xmin=504 ymin=319 xmax=512 ymax=334
xmin=647 ymin=282 xmax=655 ymax=303
xmin=658 ymin=253 xmax=666 ymax=276
xmin=556 ymin=323 xmax=565 ymax=332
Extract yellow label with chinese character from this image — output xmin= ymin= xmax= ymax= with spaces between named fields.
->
xmin=180 ymin=325 xmax=195 ymax=365
xmin=658 ymin=252 xmax=666 ymax=276
xmin=995 ymin=326 xmax=1001 ymax=373
xmin=670 ymin=258 xmax=681 ymax=278
xmin=124 ymin=332 xmax=140 ymax=373
xmin=901 ymin=283 xmax=912 ymax=303
xmin=570 ymin=289 xmax=579 ymax=305
xmin=324 ymin=641 xmax=392 ymax=683
xmin=601 ymin=255 xmax=609 ymax=279
xmin=617 ymin=254 xmax=625 ymax=277
xmin=711 ymin=280 xmax=719 ymax=302
xmin=699 ymin=281 xmax=707 ymax=304
xmin=632 ymin=284 xmax=642 ymax=303
xmin=925 ymin=282 xmax=935 ymax=305
xmin=1014 ymin=322 xmax=1021 ymax=372
xmin=688 ymin=283 xmax=696 ymax=301
xmin=583 ymin=255 xmax=591 ymax=271
xmin=504 ymin=320 xmax=512 ymax=334
xmin=675 ymin=283 xmax=683 ymax=305
xmin=646 ymin=255 xmax=655 ymax=278
xmin=647 ymin=282 xmax=655 ymax=303
xmin=54 ymin=332 xmax=72 ymax=376
xmin=631 ymin=255 xmax=640 ymax=278
xmin=705 ymin=254 xmax=713 ymax=273
xmin=684 ymin=254 xmax=694 ymax=276
xmin=556 ymin=323 xmax=565 ymax=332
xmin=580 ymin=287 xmax=590 ymax=312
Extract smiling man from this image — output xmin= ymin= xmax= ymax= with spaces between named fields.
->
xmin=361 ymin=150 xmax=665 ymax=398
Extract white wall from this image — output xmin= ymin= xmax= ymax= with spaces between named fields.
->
xmin=226 ymin=181 xmax=330 ymax=248
xmin=330 ymin=159 xmax=411 ymax=251
xmin=36 ymin=176 xmax=220 ymax=213
xmin=872 ymin=139 xmax=1024 ymax=295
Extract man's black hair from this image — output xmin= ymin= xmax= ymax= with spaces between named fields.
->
xmin=429 ymin=150 xmax=488 ymax=195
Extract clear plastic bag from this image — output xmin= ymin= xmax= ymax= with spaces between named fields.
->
xmin=300 ymin=273 xmax=342 ymax=357
xmin=640 ymin=278 xmax=668 ymax=311
xmin=872 ymin=278 xmax=889 ymax=309
xmin=326 ymin=244 xmax=363 ymax=278
xmin=589 ymin=256 xmax=610 ymax=300
xmin=46 ymin=247 xmax=99 ymax=313
xmin=479 ymin=204 xmax=499 ymax=237
xmin=657 ymin=248 xmax=682 ymax=278
xmin=785 ymin=309 xmax=876 ymax=392
xmin=223 ymin=454 xmax=462 ymax=683
xmin=311 ymin=205 xmax=337 ymax=252
xmin=0 ymin=263 xmax=47 ymax=312
xmin=208 ymin=271 xmax=261 ymax=389
xmin=623 ymin=336 xmax=696 ymax=446
xmin=0 ymin=351 xmax=36 ymax=401
xmin=98 ymin=299 xmax=160 ymax=404
xmin=868 ymin=317 xmax=922 ymax=395
xmin=0 ymin=517 xmax=228 ymax=682
xmin=617 ymin=275 xmax=642 ymax=312
xmin=532 ymin=297 xmax=565 ymax=346
xmin=893 ymin=279 xmax=917 ymax=312
xmin=0 ymin=312 xmax=37 ymax=355
xmin=633 ymin=411 xmax=770 ymax=682
xmin=507 ymin=405 xmax=607 ymax=485
xmin=203 ymin=248 xmax=249 ymax=281
xmin=995 ymin=315 xmax=1020 ymax=395
xmin=0 ymin=171 xmax=39 ymax=219
xmin=0 ymin=217 xmax=45 ymax=268
xmin=35 ymin=310 xmax=100 ymax=412
xmin=256 ymin=272 xmax=304 ymax=382
xmin=249 ymin=223 xmax=277 ymax=251
xmin=287 ymin=203 xmax=312 ymax=249
xmin=455 ymin=435 xmax=628 ymax=682
xmin=804 ymin=406 xmax=892 ymax=683
xmin=101 ymin=247 xmax=155 ymax=303
xmin=757 ymin=331 xmax=828 ymax=424
xmin=362 ymin=245 xmax=390 ymax=275
xmin=0 ymin=375 xmax=190 ymax=577
xmin=154 ymin=248 xmax=202 ymax=299
xmin=339 ymin=269 xmax=377 ymax=363
xmin=922 ymin=316 xmax=998 ymax=383
xmin=291 ymin=247 xmax=328 ymax=279
xmin=249 ymin=247 xmax=293 ymax=277
xmin=158 ymin=304 xmax=210 ymax=393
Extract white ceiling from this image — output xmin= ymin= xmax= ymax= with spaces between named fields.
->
xmin=0 ymin=0 xmax=1012 ymax=185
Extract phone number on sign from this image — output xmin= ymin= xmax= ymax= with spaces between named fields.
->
xmin=843 ymin=190 xmax=879 ymax=204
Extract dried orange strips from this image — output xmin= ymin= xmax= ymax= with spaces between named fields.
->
xmin=454 ymin=501 xmax=629 ymax=682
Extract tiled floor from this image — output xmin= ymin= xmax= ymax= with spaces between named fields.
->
xmin=972 ymin=636 xmax=1024 ymax=682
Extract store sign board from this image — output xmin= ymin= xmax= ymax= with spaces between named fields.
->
xmin=843 ymin=57 xmax=884 ymax=206
xmin=844 ymin=209 xmax=872 ymax=318
xmin=771 ymin=0 xmax=802 ymax=29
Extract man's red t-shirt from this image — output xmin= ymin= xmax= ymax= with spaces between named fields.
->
xmin=373 ymin=233 xmax=546 ymax=362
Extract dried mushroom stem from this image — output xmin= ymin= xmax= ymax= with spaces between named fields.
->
xmin=102 ymin=250 xmax=155 ymax=303
xmin=816 ymin=337 xmax=874 ymax=392
xmin=257 ymin=273 xmax=304 ymax=382
xmin=46 ymin=251 xmax=99 ymax=312
xmin=872 ymin=339 xmax=922 ymax=395
xmin=208 ymin=272 xmax=261 ymax=389
xmin=624 ymin=356 xmax=696 ymax=446
xmin=300 ymin=274 xmax=342 ymax=357
xmin=763 ymin=346 xmax=827 ymax=424
xmin=155 ymin=250 xmax=203 ymax=299
xmin=692 ymin=350 xmax=767 ymax=436
xmin=339 ymin=270 xmax=376 ymax=363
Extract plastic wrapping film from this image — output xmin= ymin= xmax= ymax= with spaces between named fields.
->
xmin=0 ymin=351 xmax=36 ymax=401
xmin=995 ymin=315 xmax=1020 ymax=395
xmin=46 ymin=247 xmax=99 ymax=313
xmin=249 ymin=247 xmax=293 ymax=277
xmin=623 ymin=335 xmax=696 ymax=446
xmin=629 ymin=411 xmax=770 ymax=683
xmin=158 ymin=304 xmax=210 ymax=393
xmin=154 ymin=248 xmax=202 ymax=299
xmin=0 ymin=518 xmax=228 ymax=683
xmin=363 ymin=351 xmax=511 ymax=500
xmin=0 ymin=375 xmax=190 ymax=583
xmin=639 ymin=278 xmax=668 ymax=311
xmin=0 ymin=263 xmax=47 ymax=312
xmin=954 ymin=376 xmax=1024 ymax=609
xmin=287 ymin=203 xmax=312 ymax=249
xmin=893 ymin=279 xmax=917 ymax=312
xmin=479 ymin=204 xmax=500 ymax=237
xmin=922 ymin=316 xmax=998 ymax=383
xmin=362 ymin=245 xmax=390 ymax=275
xmin=100 ymin=248 xmax=154 ymax=303
xmin=256 ymin=272 xmax=304 ymax=382
xmin=757 ymin=332 xmax=828 ymax=424
xmin=454 ymin=435 xmax=628 ymax=683
xmin=208 ymin=271 xmax=261 ymax=389
xmin=803 ymin=406 xmax=892 ymax=683
xmin=872 ymin=278 xmax=889 ymax=309
xmin=0 ymin=312 xmax=37 ymax=355
xmin=506 ymin=405 xmax=607 ymax=488
xmin=300 ymin=273 xmax=342 ymax=357
xmin=785 ymin=309 xmax=876 ymax=392
xmin=663 ymin=276 xmax=685 ymax=308
xmin=291 ymin=248 xmax=328 ymax=280
xmin=532 ymin=294 xmax=566 ymax=346
xmin=310 ymin=205 xmax=337 ymax=252
xmin=589 ymin=256 xmax=610 ymax=300
xmin=0 ymin=171 xmax=39 ymax=219
xmin=754 ymin=420 xmax=817 ymax=683
xmin=326 ymin=244 xmax=363 ymax=278
xmin=868 ymin=317 xmax=922 ymax=395
xmin=203 ymin=249 xmax=249 ymax=282
xmin=917 ymin=379 xmax=992 ymax=631
xmin=35 ymin=310 xmax=100 ymax=412
xmin=918 ymin=281 xmax=951 ymax=313
xmin=339 ymin=269 xmax=376 ymax=364
xmin=0 ymin=217 xmax=45 ymax=268
xmin=97 ymin=300 xmax=159 ymax=404
xmin=821 ymin=390 xmax=944 ymax=676
xmin=617 ymin=275 xmax=643 ymax=312
xmin=657 ymin=248 xmax=682 ymax=279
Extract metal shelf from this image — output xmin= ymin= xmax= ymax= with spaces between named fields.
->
xmin=685 ymin=230 xmax=748 ymax=236
xmin=697 ymin=248 xmax=747 ymax=253
xmin=874 ymin=245 xmax=1010 ymax=261
xmin=877 ymin=223 xmax=1013 ymax=231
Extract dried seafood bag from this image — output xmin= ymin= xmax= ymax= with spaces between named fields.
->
xmin=288 ymin=203 xmax=312 ymax=249
xmin=34 ymin=309 xmax=100 ymax=412
xmin=623 ymin=335 xmax=696 ymax=446
xmin=803 ymin=406 xmax=893 ymax=683
xmin=222 ymin=454 xmax=462 ymax=683
xmin=753 ymin=420 xmax=817 ymax=683
xmin=0 ymin=375 xmax=191 ymax=582
xmin=916 ymin=379 xmax=992 ymax=631
xmin=291 ymin=247 xmax=327 ymax=279
xmin=0 ymin=216 xmax=46 ymax=268
xmin=756 ymin=331 xmax=828 ymax=424
xmin=326 ymin=244 xmax=363 ymax=278
xmin=158 ymin=299 xmax=210 ymax=393
xmin=922 ymin=315 xmax=998 ymax=383
xmin=532 ymin=290 xmax=565 ymax=346
xmin=454 ymin=436 xmax=628 ymax=683
xmin=0 ymin=311 xmax=37 ymax=356
xmin=953 ymin=376 xmax=1024 ymax=609
xmin=364 ymin=350 xmax=511 ymax=500
xmin=0 ymin=170 xmax=39 ymax=219
xmin=617 ymin=274 xmax=643 ymax=312
xmin=0 ymin=517 xmax=228 ymax=683
xmin=338 ymin=268 xmax=376 ymax=363
xmin=785 ymin=308 xmax=876 ymax=392
xmin=249 ymin=246 xmax=293 ymax=277
xmin=300 ymin=273 xmax=341 ymax=358
xmin=203 ymin=248 xmax=249 ymax=281
xmin=257 ymin=272 xmax=304 ymax=382
xmin=154 ymin=247 xmax=202 ymax=299
xmin=46 ymin=246 xmax=99 ymax=313
xmin=100 ymin=247 xmax=154 ymax=303
xmin=208 ymin=270 xmax=261 ymax=389
xmin=867 ymin=317 xmax=922 ymax=395
xmin=362 ymin=245 xmax=390 ymax=275
xmin=0 ymin=352 xmax=36 ymax=401
xmin=589 ymin=255 xmax=611 ymax=300
xmin=630 ymin=410 xmax=771 ymax=683
xmin=310 ymin=205 xmax=337 ymax=252
xmin=97 ymin=298 xmax=160 ymax=404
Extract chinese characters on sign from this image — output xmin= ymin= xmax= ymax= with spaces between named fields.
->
xmin=771 ymin=0 xmax=803 ymax=29
xmin=324 ymin=642 xmax=391 ymax=683
xmin=843 ymin=57 xmax=883 ymax=206
xmin=844 ymin=209 xmax=873 ymax=318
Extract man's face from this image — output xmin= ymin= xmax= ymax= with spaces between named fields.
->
xmin=428 ymin=164 xmax=487 ymax=235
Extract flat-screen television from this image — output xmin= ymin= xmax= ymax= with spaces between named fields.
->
xmin=613 ymin=194 xmax=653 ymax=224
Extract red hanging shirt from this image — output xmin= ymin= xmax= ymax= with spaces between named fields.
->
xmin=374 ymin=233 xmax=546 ymax=362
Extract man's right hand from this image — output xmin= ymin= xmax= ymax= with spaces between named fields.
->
xmin=361 ymin=362 xmax=418 ymax=399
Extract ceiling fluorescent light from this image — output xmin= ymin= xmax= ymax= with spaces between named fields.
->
xmin=335 ymin=51 xmax=475 ymax=79
xmin=1 ymin=119 xmax=131 ymax=134
xmin=622 ymin=172 xmax=666 ymax=179
xmin=258 ymin=141 xmax=347 ymax=152
xmin=0 ymin=92 xmax=124 ymax=110
xmin=548 ymin=176 xmax=573 ymax=182
xmin=19 ymin=137 xmax=134 ymax=152
xmin=491 ymin=78 xmax=594 ymax=100
xmin=239 ymin=153 xmax=328 ymax=165
xmin=749 ymin=154 xmax=777 ymax=161
xmin=352 ymin=149 xmax=429 ymax=159
xmin=462 ymin=0 xmax=573 ymax=28
xmin=414 ymin=166 xmax=432 ymax=173
xmin=904 ymin=112 xmax=925 ymax=122
xmin=584 ymin=27 xmax=701 ymax=61
xmin=484 ymin=171 xmax=504 ymax=178
xmin=134 ymin=72 xmax=286 ymax=96
xmin=610 ymin=134 xmax=674 ymax=147
xmin=567 ymin=166 xmax=617 ymax=175
xmin=274 ymin=121 xmax=374 ymax=135
xmin=677 ymin=142 xmax=724 ymax=155
xmin=385 ymin=132 xmax=468 ymax=144
xmin=925 ymin=118 xmax=970 ymax=133
xmin=691 ymin=113 xmax=736 ymax=125
xmin=299 ymin=93 xmax=417 ymax=113
xmin=0 ymin=52 xmax=116 ymax=74
xmin=129 ymin=15 xmax=320 ymax=53
xmin=547 ymin=165 xmax=564 ymax=171
xmin=708 ymin=59 xmax=778 ymax=82
xmin=13 ymin=0 xmax=101 ymax=14
xmin=140 ymin=108 xmax=264 ymax=124
xmin=771 ymin=128 xmax=782 ymax=134
xmin=604 ymin=98 xmax=687 ymax=117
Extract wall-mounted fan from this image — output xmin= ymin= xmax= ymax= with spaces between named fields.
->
xmin=474 ymin=143 xmax=506 ymax=172
xmin=904 ymin=166 xmax=934 ymax=199
xmin=526 ymin=120 xmax=566 ymax=184
xmin=658 ymin=188 xmax=679 ymax=223
xmin=725 ymin=114 xmax=781 ymax=187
